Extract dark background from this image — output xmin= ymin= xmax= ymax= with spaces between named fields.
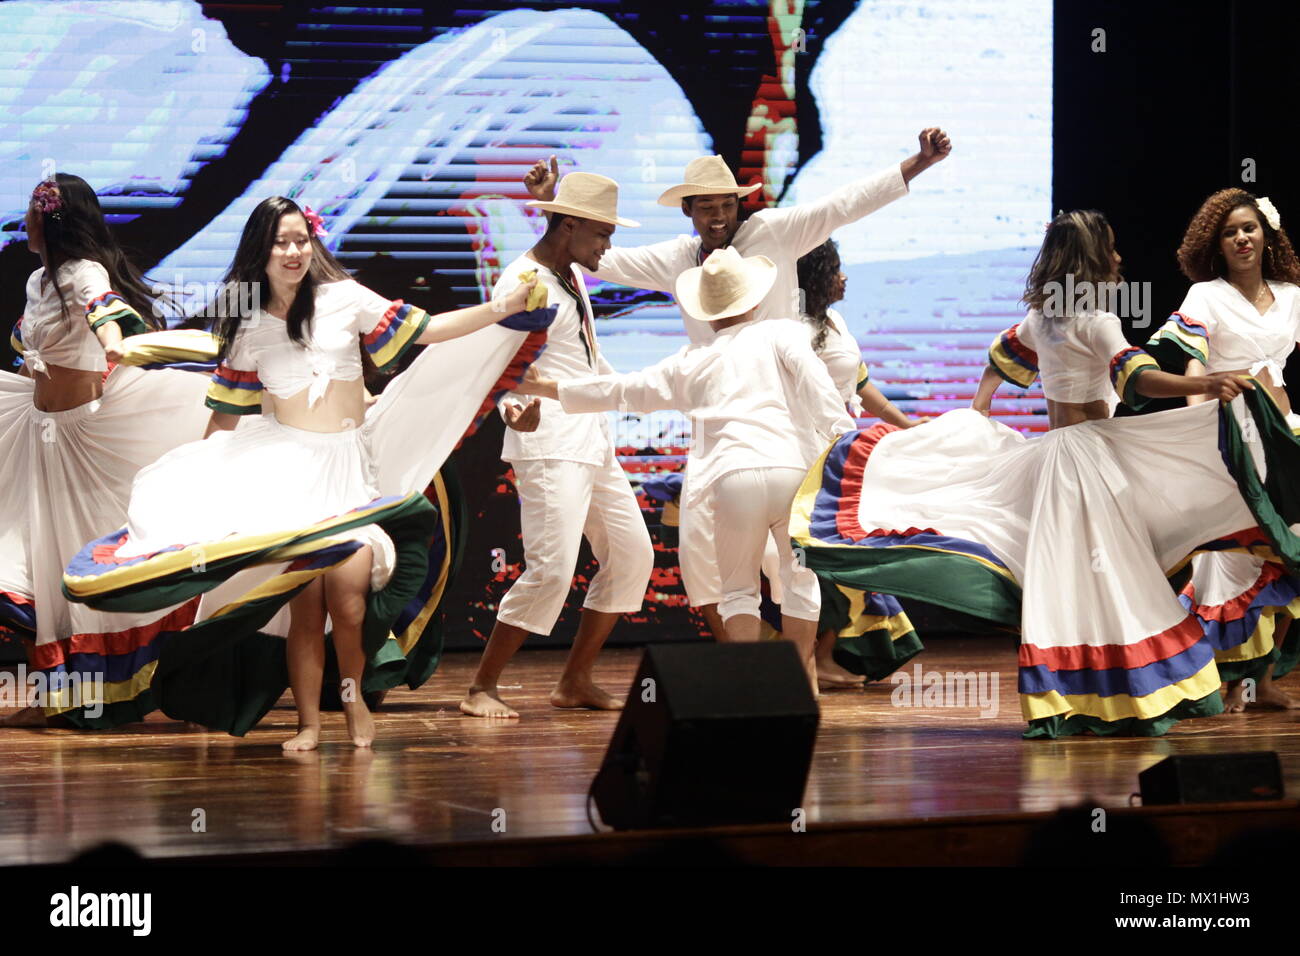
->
xmin=3 ymin=0 xmax=1298 ymax=660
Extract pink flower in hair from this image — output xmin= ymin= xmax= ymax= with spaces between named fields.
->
xmin=302 ymin=205 xmax=329 ymax=238
xmin=32 ymin=181 xmax=63 ymax=217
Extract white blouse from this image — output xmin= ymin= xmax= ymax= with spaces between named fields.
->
xmin=1177 ymin=279 xmax=1300 ymax=385
xmin=16 ymin=259 xmax=146 ymax=374
xmin=990 ymin=308 xmax=1156 ymax=406
xmin=207 ymin=279 xmax=428 ymax=414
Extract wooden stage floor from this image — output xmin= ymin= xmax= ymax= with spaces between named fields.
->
xmin=2 ymin=637 xmax=1299 ymax=865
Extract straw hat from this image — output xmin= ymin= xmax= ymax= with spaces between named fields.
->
xmin=657 ymin=155 xmax=762 ymax=207
xmin=674 ymin=246 xmax=777 ymax=321
xmin=526 ymin=172 xmax=639 ymax=227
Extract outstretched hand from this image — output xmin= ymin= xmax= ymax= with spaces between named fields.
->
xmin=504 ymin=398 xmax=541 ymax=432
xmin=524 ymin=155 xmax=560 ymax=203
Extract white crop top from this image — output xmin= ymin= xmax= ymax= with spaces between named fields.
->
xmin=206 ymin=279 xmax=431 ymax=414
xmin=1170 ymin=279 xmax=1300 ymax=385
xmin=989 ymin=308 xmax=1158 ymax=407
xmin=13 ymin=259 xmax=148 ymax=374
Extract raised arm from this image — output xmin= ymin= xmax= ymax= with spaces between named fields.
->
xmin=761 ymin=127 xmax=951 ymax=259
xmin=523 ymin=155 xmax=685 ymax=292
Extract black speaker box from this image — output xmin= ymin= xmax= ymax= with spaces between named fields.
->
xmin=1139 ymin=752 xmax=1284 ymax=805
xmin=591 ymin=641 xmax=819 ymax=830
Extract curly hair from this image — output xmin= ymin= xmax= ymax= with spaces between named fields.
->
xmin=797 ymin=239 xmax=841 ymax=351
xmin=1023 ymin=209 xmax=1116 ymax=313
xmin=1176 ymin=189 xmax=1300 ymax=284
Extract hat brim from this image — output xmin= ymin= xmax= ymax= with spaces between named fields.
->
xmin=525 ymin=200 xmax=639 ymax=228
xmin=657 ymin=181 xmax=763 ymax=207
xmin=674 ymin=254 xmax=778 ymax=322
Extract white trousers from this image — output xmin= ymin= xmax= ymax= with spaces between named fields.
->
xmin=497 ymin=447 xmax=653 ymax=636
xmin=679 ymin=484 xmax=785 ymax=607
xmin=710 ymin=467 xmax=820 ymax=623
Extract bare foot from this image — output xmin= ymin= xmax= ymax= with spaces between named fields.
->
xmin=1256 ymin=680 xmax=1300 ymax=710
xmin=460 ymin=686 xmax=520 ymax=719
xmin=282 ymin=726 xmax=320 ymax=751
xmin=816 ymin=657 xmax=866 ymax=689
xmin=0 ymin=706 xmax=47 ymax=727
xmin=343 ymin=701 xmax=375 ymax=748
xmin=1223 ymin=676 xmax=1300 ymax=711
xmin=550 ymin=677 xmax=623 ymax=711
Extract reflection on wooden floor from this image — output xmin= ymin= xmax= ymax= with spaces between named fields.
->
xmin=1 ymin=638 xmax=1298 ymax=864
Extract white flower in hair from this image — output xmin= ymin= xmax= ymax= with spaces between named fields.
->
xmin=1257 ymin=196 xmax=1281 ymax=230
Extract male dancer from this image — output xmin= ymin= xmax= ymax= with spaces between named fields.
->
xmin=519 ymin=247 xmax=854 ymax=691
xmin=523 ymin=128 xmax=951 ymax=635
xmin=459 ymin=172 xmax=653 ymax=719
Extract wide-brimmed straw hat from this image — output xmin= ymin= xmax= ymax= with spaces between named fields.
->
xmin=657 ymin=155 xmax=763 ymax=207
xmin=526 ymin=172 xmax=639 ymax=227
xmin=674 ymin=246 xmax=777 ymax=321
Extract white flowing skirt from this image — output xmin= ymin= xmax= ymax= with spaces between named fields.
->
xmin=119 ymin=415 xmax=396 ymax=591
xmin=0 ymin=365 xmax=213 ymax=720
xmin=793 ymin=402 xmax=1274 ymax=736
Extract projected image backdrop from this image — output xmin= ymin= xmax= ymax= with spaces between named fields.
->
xmin=0 ymin=0 xmax=1050 ymax=643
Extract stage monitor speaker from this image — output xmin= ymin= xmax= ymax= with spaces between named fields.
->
xmin=1138 ymin=752 xmax=1284 ymax=805
xmin=591 ymin=641 xmax=819 ymax=830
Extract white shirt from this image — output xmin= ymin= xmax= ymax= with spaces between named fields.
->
xmin=494 ymin=254 xmax=614 ymax=465
xmin=1178 ymin=279 xmax=1300 ymax=385
xmin=557 ymin=318 xmax=854 ymax=496
xmin=223 ymin=279 xmax=398 ymax=406
xmin=590 ymin=165 xmax=908 ymax=344
xmin=1014 ymin=308 xmax=1135 ymax=403
xmin=18 ymin=260 xmax=135 ymax=374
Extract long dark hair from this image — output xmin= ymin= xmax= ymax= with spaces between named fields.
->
xmin=32 ymin=173 xmax=167 ymax=330
xmin=1023 ymin=209 xmax=1116 ymax=313
xmin=797 ymin=239 xmax=841 ymax=351
xmin=211 ymin=196 xmax=349 ymax=362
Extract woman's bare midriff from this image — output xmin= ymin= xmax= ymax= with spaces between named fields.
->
xmin=263 ymin=377 xmax=367 ymax=433
xmin=1233 ymin=369 xmax=1291 ymax=416
xmin=1046 ymin=398 xmax=1111 ymax=430
xmin=32 ymin=364 xmax=104 ymax=412
xmin=1188 ymin=370 xmax=1291 ymax=415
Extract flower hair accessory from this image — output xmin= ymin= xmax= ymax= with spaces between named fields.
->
xmin=32 ymin=181 xmax=62 ymax=218
xmin=1256 ymin=196 xmax=1281 ymax=231
xmin=302 ymin=205 xmax=328 ymax=238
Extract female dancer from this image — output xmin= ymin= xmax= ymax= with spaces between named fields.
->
xmin=797 ymin=239 xmax=924 ymax=688
xmin=791 ymin=210 xmax=1296 ymax=737
xmin=63 ymin=196 xmax=551 ymax=748
xmin=0 ymin=174 xmax=215 ymax=727
xmin=1146 ymin=190 xmax=1300 ymax=711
